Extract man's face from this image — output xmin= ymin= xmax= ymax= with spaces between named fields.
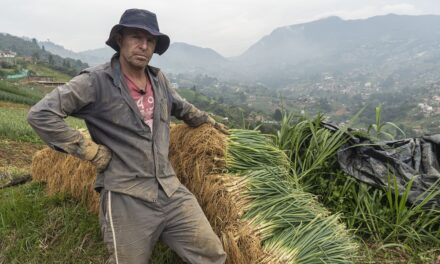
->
xmin=117 ymin=28 xmax=157 ymax=70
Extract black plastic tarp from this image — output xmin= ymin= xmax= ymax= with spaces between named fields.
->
xmin=337 ymin=134 xmax=440 ymax=207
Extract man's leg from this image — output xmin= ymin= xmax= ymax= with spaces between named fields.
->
xmin=160 ymin=185 xmax=226 ymax=264
xmin=99 ymin=190 xmax=165 ymax=264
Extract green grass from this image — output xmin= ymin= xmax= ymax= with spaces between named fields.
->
xmin=0 ymin=80 xmax=85 ymax=143
xmin=0 ymin=107 xmax=41 ymax=143
xmin=320 ymin=172 xmax=440 ymax=245
xmin=0 ymin=182 xmax=108 ymax=263
xmin=276 ymin=113 xmax=352 ymax=188
xmin=367 ymin=105 xmax=406 ymax=141
xmin=0 ymin=81 xmax=45 ymax=99
xmin=358 ymin=241 xmax=440 ymax=263
xmin=0 ymin=68 xmax=16 ymax=74
xmin=0 ymin=106 xmax=86 ymax=143
xmin=27 ymin=63 xmax=72 ymax=82
xmin=0 ymin=81 xmax=42 ymax=105
xmin=0 ymin=90 xmax=38 ymax=105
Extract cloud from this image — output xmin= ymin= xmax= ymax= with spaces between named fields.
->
xmin=381 ymin=4 xmax=420 ymax=14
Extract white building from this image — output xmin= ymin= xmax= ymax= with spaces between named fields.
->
xmin=0 ymin=50 xmax=17 ymax=58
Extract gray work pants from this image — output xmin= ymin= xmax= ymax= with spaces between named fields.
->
xmin=99 ymin=185 xmax=226 ymax=264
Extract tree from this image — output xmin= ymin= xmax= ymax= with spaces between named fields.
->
xmin=32 ymin=52 xmax=40 ymax=61
xmin=63 ymin=59 xmax=70 ymax=68
xmin=48 ymin=54 xmax=54 ymax=65
xmin=273 ymin=109 xmax=282 ymax=121
xmin=317 ymin=98 xmax=331 ymax=112
xmin=238 ymin=91 xmax=246 ymax=103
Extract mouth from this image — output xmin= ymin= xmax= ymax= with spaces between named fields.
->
xmin=134 ymin=54 xmax=148 ymax=61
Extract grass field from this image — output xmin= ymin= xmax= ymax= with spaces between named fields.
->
xmin=0 ymin=105 xmax=86 ymax=143
xmin=0 ymin=182 xmax=108 ymax=263
xmin=26 ymin=64 xmax=72 ymax=82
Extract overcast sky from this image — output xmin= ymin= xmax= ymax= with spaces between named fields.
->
xmin=1 ymin=0 xmax=439 ymax=57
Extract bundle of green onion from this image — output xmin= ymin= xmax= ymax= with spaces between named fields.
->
xmin=226 ymin=129 xmax=358 ymax=264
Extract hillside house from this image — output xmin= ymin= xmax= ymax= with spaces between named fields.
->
xmin=0 ymin=50 xmax=17 ymax=58
xmin=418 ymin=103 xmax=434 ymax=115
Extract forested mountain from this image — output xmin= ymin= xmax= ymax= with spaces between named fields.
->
xmin=38 ymin=41 xmax=114 ymax=67
xmin=235 ymin=14 xmax=440 ymax=86
xmin=0 ymin=33 xmax=88 ymax=76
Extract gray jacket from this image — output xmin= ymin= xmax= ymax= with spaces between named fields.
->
xmin=28 ymin=55 xmax=209 ymax=202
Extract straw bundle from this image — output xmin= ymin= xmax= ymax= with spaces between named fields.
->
xmin=32 ymin=148 xmax=99 ymax=213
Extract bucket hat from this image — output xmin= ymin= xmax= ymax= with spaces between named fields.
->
xmin=106 ymin=9 xmax=170 ymax=55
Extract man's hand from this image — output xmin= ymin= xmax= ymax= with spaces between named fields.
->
xmin=80 ymin=137 xmax=112 ymax=173
xmin=213 ymin=122 xmax=230 ymax=135
xmin=91 ymin=145 xmax=112 ymax=173
xmin=207 ymin=117 xmax=230 ymax=135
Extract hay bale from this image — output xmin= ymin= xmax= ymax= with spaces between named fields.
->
xmin=32 ymin=148 xmax=99 ymax=213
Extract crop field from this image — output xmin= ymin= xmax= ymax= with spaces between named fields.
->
xmin=0 ymin=106 xmax=85 ymax=143
xmin=26 ymin=64 xmax=72 ymax=82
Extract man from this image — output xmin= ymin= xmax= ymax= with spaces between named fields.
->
xmin=28 ymin=8 xmax=227 ymax=264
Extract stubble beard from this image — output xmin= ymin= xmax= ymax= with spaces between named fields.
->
xmin=127 ymin=55 xmax=151 ymax=70
xmin=120 ymin=44 xmax=154 ymax=71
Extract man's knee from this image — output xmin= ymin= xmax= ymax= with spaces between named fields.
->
xmin=187 ymin=213 xmax=226 ymax=263
xmin=199 ymin=232 xmax=226 ymax=264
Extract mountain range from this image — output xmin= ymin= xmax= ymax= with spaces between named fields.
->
xmin=28 ymin=14 xmax=440 ymax=87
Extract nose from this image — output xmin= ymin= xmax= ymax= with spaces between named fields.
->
xmin=139 ymin=39 xmax=148 ymax=50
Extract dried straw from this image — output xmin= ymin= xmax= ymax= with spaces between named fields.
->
xmin=32 ymin=148 xmax=99 ymax=213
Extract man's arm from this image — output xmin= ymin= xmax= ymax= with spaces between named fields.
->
xmin=27 ymin=72 xmax=111 ymax=171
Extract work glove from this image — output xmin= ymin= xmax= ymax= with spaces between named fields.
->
xmin=91 ymin=144 xmax=112 ymax=173
xmin=207 ymin=116 xmax=230 ymax=135
xmin=80 ymin=138 xmax=112 ymax=173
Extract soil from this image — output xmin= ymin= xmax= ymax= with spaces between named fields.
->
xmin=0 ymin=138 xmax=43 ymax=169
xmin=0 ymin=101 xmax=29 ymax=110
